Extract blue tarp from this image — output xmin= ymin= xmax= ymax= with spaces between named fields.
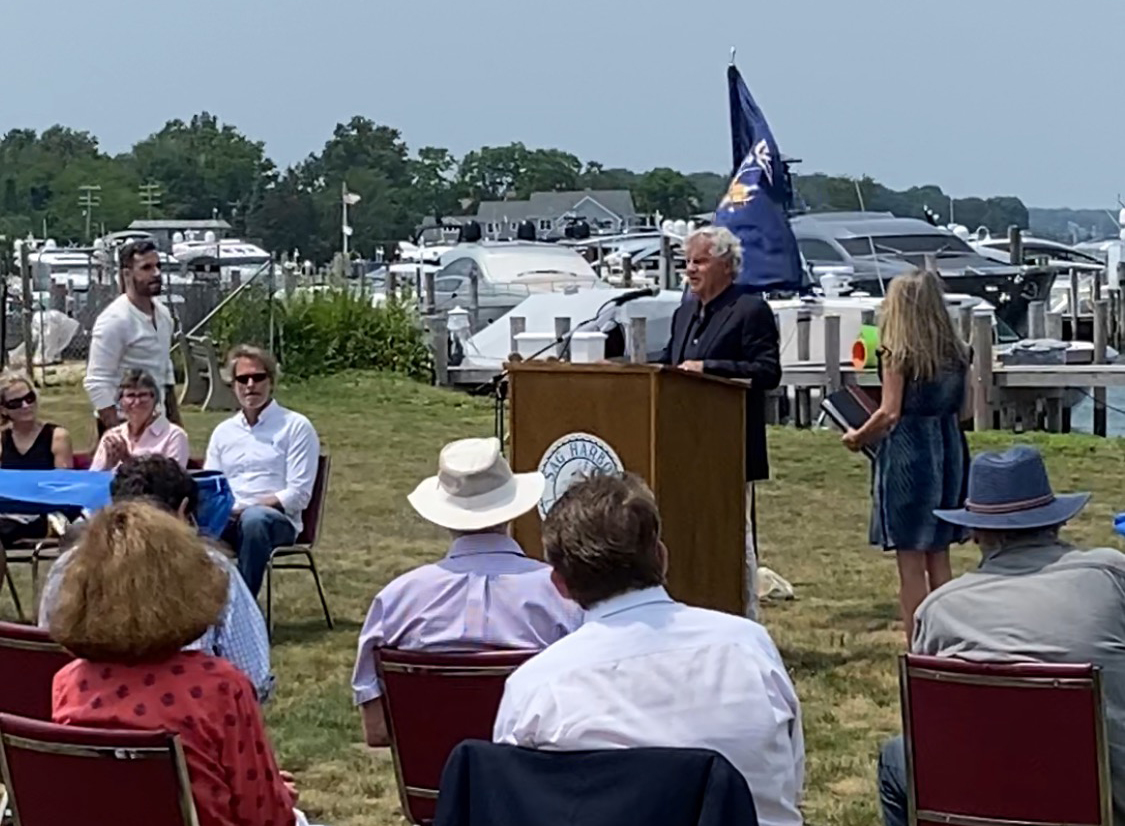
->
xmin=0 ymin=469 xmax=114 ymax=515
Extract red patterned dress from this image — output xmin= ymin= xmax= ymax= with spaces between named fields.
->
xmin=53 ymin=651 xmax=295 ymax=826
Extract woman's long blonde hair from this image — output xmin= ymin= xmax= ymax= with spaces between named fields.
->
xmin=49 ymin=501 xmax=227 ymax=663
xmin=879 ymin=270 xmax=969 ymax=381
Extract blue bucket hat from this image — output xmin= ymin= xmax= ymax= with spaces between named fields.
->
xmin=934 ymin=445 xmax=1089 ymax=530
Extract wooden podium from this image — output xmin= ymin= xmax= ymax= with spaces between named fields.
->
xmin=508 ymin=361 xmax=746 ymax=616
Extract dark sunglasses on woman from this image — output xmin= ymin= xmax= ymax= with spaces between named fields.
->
xmin=2 ymin=390 xmax=36 ymax=410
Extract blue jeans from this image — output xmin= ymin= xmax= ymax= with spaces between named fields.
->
xmin=224 ymin=506 xmax=297 ymax=597
xmin=878 ymin=736 xmax=909 ymax=826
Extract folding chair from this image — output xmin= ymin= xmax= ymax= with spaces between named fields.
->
xmin=0 ymin=621 xmax=73 ymax=719
xmin=376 ymin=648 xmax=535 ymax=824
xmin=0 ymin=712 xmax=199 ymax=826
xmin=900 ymin=653 xmax=1112 ymax=826
xmin=265 ymin=454 xmax=333 ymax=637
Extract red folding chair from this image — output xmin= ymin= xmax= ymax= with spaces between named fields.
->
xmin=265 ymin=454 xmax=333 ymax=637
xmin=901 ymin=653 xmax=1112 ymax=826
xmin=376 ymin=648 xmax=535 ymax=824
xmin=0 ymin=621 xmax=73 ymax=720
xmin=0 ymin=712 xmax=198 ymax=826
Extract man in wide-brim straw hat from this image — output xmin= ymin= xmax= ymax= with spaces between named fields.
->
xmin=351 ymin=436 xmax=582 ymax=748
xmin=878 ymin=445 xmax=1125 ymax=826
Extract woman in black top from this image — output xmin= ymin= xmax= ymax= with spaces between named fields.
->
xmin=0 ymin=376 xmax=73 ymax=580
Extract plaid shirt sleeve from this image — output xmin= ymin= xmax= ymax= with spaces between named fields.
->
xmin=187 ymin=551 xmax=275 ymax=703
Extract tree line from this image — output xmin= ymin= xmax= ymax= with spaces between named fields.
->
xmin=0 ymin=112 xmax=1031 ymax=264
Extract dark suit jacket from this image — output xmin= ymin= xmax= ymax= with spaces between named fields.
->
xmin=434 ymin=741 xmax=758 ymax=826
xmin=655 ymin=285 xmax=782 ymax=481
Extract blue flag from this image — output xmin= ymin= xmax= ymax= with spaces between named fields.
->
xmin=713 ymin=63 xmax=803 ymax=293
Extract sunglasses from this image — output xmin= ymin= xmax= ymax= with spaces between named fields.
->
xmin=2 ymin=390 xmax=36 ymax=410
xmin=233 ymin=372 xmax=270 ymax=385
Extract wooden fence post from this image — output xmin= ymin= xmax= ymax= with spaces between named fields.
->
xmin=972 ymin=311 xmax=993 ymax=431
xmin=621 ymin=253 xmax=634 ymax=288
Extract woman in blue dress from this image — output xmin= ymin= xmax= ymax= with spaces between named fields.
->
xmin=842 ymin=270 xmax=970 ymax=643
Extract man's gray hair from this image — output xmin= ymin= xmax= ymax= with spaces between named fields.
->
xmin=686 ymin=226 xmax=743 ymax=276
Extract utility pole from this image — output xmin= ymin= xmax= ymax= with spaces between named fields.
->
xmin=138 ymin=182 xmax=161 ymax=219
xmin=78 ymin=184 xmax=102 ymax=242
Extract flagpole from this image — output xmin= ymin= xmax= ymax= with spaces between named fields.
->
xmin=341 ymin=181 xmax=349 ymax=260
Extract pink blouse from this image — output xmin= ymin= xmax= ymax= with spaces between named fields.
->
xmin=90 ymin=415 xmax=189 ymax=471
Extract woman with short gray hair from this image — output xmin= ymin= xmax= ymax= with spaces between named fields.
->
xmin=90 ymin=368 xmax=189 ymax=470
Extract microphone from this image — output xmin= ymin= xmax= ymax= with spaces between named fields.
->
xmin=611 ymin=286 xmax=660 ymax=306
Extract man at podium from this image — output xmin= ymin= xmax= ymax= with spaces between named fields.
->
xmin=654 ymin=226 xmax=781 ymax=620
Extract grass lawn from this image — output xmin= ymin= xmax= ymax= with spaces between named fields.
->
xmin=6 ymin=370 xmax=1125 ymax=825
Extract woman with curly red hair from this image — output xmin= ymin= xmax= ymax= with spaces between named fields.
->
xmin=49 ymin=501 xmax=299 ymax=826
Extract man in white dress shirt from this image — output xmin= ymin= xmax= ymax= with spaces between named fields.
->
xmin=84 ymin=239 xmax=181 ymax=432
xmin=205 ymin=345 xmax=320 ymax=596
xmin=493 ymin=473 xmax=805 ymax=826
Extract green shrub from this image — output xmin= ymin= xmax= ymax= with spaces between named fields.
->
xmin=210 ymin=286 xmax=432 ymax=381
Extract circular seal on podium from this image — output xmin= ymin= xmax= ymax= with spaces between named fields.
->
xmin=536 ymin=432 xmax=625 ymax=518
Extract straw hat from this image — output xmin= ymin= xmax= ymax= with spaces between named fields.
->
xmin=407 ymin=437 xmax=545 ymax=531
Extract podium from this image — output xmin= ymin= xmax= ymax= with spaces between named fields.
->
xmin=508 ymin=361 xmax=747 ymax=616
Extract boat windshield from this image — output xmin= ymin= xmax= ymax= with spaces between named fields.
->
xmin=838 ymin=234 xmax=974 ymax=257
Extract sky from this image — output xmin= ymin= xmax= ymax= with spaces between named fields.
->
xmin=1 ymin=0 xmax=1120 ymax=208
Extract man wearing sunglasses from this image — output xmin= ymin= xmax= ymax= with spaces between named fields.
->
xmin=84 ymin=239 xmax=181 ymax=434
xmin=204 ymin=344 xmax=320 ymax=597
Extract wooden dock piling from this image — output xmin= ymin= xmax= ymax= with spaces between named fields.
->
xmin=509 ymin=316 xmax=526 ymax=357
xmin=972 ymin=312 xmax=993 ymax=431
xmin=795 ymin=309 xmax=812 ymax=427
xmin=629 ymin=317 xmax=647 ymax=363
xmin=1094 ymin=299 xmax=1109 ymax=437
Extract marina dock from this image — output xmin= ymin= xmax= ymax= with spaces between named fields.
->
xmin=441 ymin=291 xmax=1125 ymax=438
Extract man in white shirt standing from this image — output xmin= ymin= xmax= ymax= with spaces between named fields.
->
xmin=205 ymin=345 xmax=320 ymax=596
xmin=84 ymin=239 xmax=180 ymax=432
xmin=493 ymin=473 xmax=805 ymax=826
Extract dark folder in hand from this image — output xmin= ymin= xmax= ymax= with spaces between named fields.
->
xmin=821 ymin=387 xmax=878 ymax=460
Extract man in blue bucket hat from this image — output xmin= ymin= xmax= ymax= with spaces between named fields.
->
xmin=878 ymin=445 xmax=1125 ymax=826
